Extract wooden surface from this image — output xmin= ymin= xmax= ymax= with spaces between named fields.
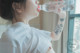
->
xmin=39 ymin=0 xmax=43 ymax=29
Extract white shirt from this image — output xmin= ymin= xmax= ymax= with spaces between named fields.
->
xmin=0 ymin=22 xmax=55 ymax=53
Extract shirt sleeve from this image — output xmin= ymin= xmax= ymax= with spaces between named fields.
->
xmin=31 ymin=27 xmax=53 ymax=42
xmin=39 ymin=30 xmax=52 ymax=42
xmin=31 ymin=27 xmax=53 ymax=53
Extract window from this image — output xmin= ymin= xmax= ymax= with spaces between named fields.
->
xmin=75 ymin=0 xmax=80 ymax=14
xmin=68 ymin=0 xmax=80 ymax=53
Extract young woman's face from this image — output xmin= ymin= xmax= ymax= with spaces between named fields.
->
xmin=23 ymin=0 xmax=39 ymax=20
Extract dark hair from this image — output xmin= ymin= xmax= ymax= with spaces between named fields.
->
xmin=0 ymin=0 xmax=26 ymax=21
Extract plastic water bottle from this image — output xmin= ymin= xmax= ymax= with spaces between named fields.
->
xmin=38 ymin=0 xmax=74 ymax=12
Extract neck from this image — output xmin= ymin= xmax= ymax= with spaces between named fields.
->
xmin=12 ymin=17 xmax=29 ymax=25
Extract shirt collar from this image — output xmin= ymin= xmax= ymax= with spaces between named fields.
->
xmin=12 ymin=22 xmax=30 ymax=29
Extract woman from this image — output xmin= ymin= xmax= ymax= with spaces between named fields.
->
xmin=0 ymin=0 xmax=66 ymax=53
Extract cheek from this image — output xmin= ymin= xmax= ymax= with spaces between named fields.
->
xmin=24 ymin=0 xmax=39 ymax=17
xmin=28 ymin=0 xmax=37 ymax=11
xmin=28 ymin=5 xmax=38 ymax=16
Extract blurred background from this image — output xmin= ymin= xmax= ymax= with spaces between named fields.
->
xmin=0 ymin=0 xmax=80 ymax=53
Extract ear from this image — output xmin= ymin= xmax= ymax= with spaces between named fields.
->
xmin=12 ymin=2 xmax=24 ymax=13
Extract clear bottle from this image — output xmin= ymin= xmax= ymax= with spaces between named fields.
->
xmin=39 ymin=0 xmax=74 ymax=12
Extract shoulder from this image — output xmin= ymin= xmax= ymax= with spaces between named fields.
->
xmin=1 ymin=27 xmax=14 ymax=41
xmin=1 ymin=23 xmax=23 ymax=40
xmin=1 ymin=24 xmax=29 ymax=40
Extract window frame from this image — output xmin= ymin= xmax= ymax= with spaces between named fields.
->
xmin=67 ymin=0 xmax=80 ymax=53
